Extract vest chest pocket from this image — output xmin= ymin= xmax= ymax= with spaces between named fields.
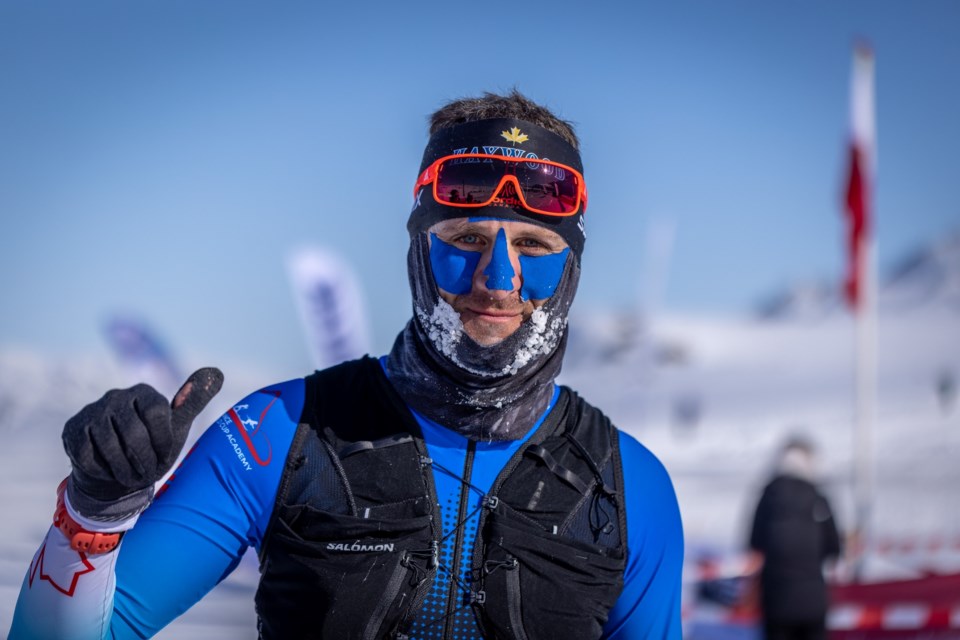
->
xmin=475 ymin=510 xmax=625 ymax=640
xmin=257 ymin=504 xmax=437 ymax=640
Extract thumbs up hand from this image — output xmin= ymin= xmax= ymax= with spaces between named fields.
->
xmin=61 ymin=368 xmax=223 ymax=521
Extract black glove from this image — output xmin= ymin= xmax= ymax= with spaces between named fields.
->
xmin=62 ymin=368 xmax=223 ymax=521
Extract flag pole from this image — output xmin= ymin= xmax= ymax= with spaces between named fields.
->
xmin=852 ymin=222 xmax=876 ymax=581
xmin=844 ymin=44 xmax=877 ymax=581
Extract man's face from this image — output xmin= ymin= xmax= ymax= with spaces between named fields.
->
xmin=428 ymin=218 xmax=569 ymax=346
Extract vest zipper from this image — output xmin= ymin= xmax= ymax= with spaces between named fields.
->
xmin=443 ymin=439 xmax=476 ymax=639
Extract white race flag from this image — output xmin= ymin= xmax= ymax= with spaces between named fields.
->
xmin=287 ymin=247 xmax=372 ymax=371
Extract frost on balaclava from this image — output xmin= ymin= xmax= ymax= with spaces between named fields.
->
xmin=386 ymin=118 xmax=586 ymax=441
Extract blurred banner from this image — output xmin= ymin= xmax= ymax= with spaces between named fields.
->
xmin=102 ymin=315 xmax=183 ymax=397
xmin=286 ymin=246 xmax=371 ymax=371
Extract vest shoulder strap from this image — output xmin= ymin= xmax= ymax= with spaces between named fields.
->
xmin=490 ymin=386 xmax=626 ymax=549
xmin=257 ymin=357 xmax=440 ymax=639
xmin=470 ymin=388 xmax=628 ymax=640
xmin=263 ymin=357 xmax=434 ymax=557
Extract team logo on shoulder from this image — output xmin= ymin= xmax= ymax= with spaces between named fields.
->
xmin=217 ymin=390 xmax=280 ymax=470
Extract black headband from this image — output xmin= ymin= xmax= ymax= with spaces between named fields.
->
xmin=407 ymin=118 xmax=586 ymax=260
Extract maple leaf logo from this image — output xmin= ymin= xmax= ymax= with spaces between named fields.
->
xmin=501 ymin=127 xmax=529 ymax=145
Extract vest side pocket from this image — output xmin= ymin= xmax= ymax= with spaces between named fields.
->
xmin=256 ymin=505 xmax=435 ymax=639
xmin=476 ymin=510 xmax=624 ymax=640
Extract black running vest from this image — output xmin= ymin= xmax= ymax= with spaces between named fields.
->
xmin=256 ymin=357 xmax=627 ymax=639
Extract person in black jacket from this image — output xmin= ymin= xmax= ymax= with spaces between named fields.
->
xmin=749 ymin=436 xmax=842 ymax=640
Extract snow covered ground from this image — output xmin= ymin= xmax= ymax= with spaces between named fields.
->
xmin=1 ymin=233 xmax=958 ymax=637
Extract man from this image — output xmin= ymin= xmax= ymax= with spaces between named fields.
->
xmin=749 ymin=436 xmax=841 ymax=640
xmin=11 ymin=90 xmax=683 ymax=639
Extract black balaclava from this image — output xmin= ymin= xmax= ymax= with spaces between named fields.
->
xmin=386 ymin=118 xmax=586 ymax=441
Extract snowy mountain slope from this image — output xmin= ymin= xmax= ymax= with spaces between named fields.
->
xmin=754 ymin=230 xmax=960 ymax=320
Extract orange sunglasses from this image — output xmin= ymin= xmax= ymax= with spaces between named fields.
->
xmin=413 ymin=153 xmax=587 ymax=217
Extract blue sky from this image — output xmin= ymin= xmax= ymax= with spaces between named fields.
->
xmin=1 ymin=0 xmax=958 ymax=380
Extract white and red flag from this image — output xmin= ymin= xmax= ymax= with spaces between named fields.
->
xmin=843 ymin=44 xmax=879 ymax=582
xmin=842 ymin=45 xmax=876 ymax=309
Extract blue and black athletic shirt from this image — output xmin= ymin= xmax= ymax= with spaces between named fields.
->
xmin=10 ymin=360 xmax=684 ymax=639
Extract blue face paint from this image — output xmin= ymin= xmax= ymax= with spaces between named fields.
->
xmin=430 ymin=233 xmax=481 ymax=295
xmin=430 ymin=228 xmax=569 ymax=301
xmin=482 ymin=228 xmax=516 ymax=291
xmin=519 ymin=248 xmax=570 ymax=301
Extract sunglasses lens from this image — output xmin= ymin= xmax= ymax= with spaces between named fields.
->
xmin=435 ymin=158 xmax=503 ymax=205
xmin=514 ymin=161 xmax=580 ymax=214
xmin=435 ymin=158 xmax=581 ymax=214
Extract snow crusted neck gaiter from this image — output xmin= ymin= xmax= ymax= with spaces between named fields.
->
xmin=387 ymin=233 xmax=580 ymax=442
